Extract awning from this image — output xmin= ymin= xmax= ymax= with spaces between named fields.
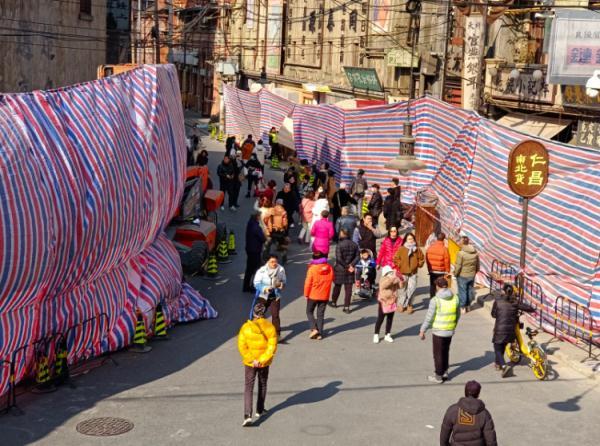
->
xmin=496 ymin=113 xmax=571 ymax=140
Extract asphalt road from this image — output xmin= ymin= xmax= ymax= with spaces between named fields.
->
xmin=1 ymin=137 xmax=599 ymax=446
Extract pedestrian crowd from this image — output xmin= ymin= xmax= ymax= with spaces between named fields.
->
xmin=210 ymin=132 xmax=499 ymax=443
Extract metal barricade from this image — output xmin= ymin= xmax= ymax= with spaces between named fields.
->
xmin=519 ymin=276 xmax=545 ymax=328
xmin=488 ymin=259 xmax=517 ymax=293
xmin=62 ymin=313 xmax=111 ymax=367
xmin=554 ymin=296 xmax=597 ymax=358
xmin=0 ymin=359 xmax=12 ymax=414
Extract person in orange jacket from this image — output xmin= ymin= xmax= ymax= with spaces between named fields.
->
xmin=304 ymin=251 xmax=334 ymax=340
xmin=238 ymin=301 xmax=278 ymax=427
xmin=425 ymin=232 xmax=451 ymax=298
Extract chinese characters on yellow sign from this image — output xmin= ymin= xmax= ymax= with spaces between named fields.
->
xmin=507 ymin=141 xmax=550 ymax=198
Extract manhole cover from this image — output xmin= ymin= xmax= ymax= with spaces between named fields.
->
xmin=76 ymin=417 xmax=134 ymax=436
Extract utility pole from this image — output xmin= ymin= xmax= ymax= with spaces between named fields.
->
xmin=261 ymin=0 xmax=269 ymax=80
xmin=137 ymin=0 xmax=142 ymax=63
xmin=153 ymin=0 xmax=160 ymax=64
xmin=167 ymin=0 xmax=174 ymax=63
xmin=439 ymin=1 xmax=453 ymax=101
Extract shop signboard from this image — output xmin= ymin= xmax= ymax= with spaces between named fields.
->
xmin=562 ymin=85 xmax=600 ymax=109
xmin=508 ymin=140 xmax=550 ymax=198
xmin=343 ymin=67 xmax=383 ymax=92
xmin=548 ymin=9 xmax=600 ymax=85
xmin=386 ymin=48 xmax=419 ymax=68
xmin=490 ymin=67 xmax=555 ymax=104
xmin=576 ymin=120 xmax=600 ymax=150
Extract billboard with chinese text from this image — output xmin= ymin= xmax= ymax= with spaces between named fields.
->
xmin=548 ymin=9 xmax=600 ymax=85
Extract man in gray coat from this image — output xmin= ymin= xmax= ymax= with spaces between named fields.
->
xmin=454 ymin=234 xmax=480 ymax=313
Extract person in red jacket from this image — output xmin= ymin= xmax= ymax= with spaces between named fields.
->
xmin=376 ymin=226 xmax=403 ymax=271
xmin=426 ymin=232 xmax=451 ymax=298
xmin=304 ymin=251 xmax=334 ymax=340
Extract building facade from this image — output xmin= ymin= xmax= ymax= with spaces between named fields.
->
xmin=0 ymin=0 xmax=107 ymax=92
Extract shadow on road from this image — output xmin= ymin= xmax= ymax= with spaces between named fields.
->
xmin=448 ymin=350 xmax=495 ymax=379
xmin=548 ymin=387 xmax=595 ymax=412
xmin=281 ymin=318 xmax=335 ymax=343
xmin=327 ymin=317 xmax=377 ymax=336
xmin=253 ymin=381 xmax=342 ymax=426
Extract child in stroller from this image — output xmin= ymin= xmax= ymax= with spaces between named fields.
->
xmin=354 ymin=249 xmax=377 ymax=299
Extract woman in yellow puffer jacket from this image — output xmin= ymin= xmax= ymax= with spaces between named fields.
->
xmin=238 ymin=301 xmax=278 ymax=426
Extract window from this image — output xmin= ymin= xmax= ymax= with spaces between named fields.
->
xmin=80 ymin=0 xmax=92 ymax=15
xmin=352 ymin=43 xmax=359 ymax=66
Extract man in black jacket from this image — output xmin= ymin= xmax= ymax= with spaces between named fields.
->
xmin=331 ymin=183 xmax=357 ymax=225
xmin=367 ymin=183 xmax=383 ymax=224
xmin=243 ymin=212 xmax=266 ymax=293
xmin=492 ymin=283 xmax=535 ymax=377
xmin=440 ymin=381 xmax=497 ymax=446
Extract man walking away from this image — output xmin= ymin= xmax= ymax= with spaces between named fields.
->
xmin=238 ymin=301 xmax=278 ymax=427
xmin=440 ymin=380 xmax=497 ymax=446
xmin=243 ymin=212 xmax=266 ymax=293
xmin=241 ymin=134 xmax=256 ymax=161
xmin=426 ymin=233 xmax=451 ymax=298
xmin=350 ymin=169 xmax=368 ymax=217
xmin=367 ymin=183 xmax=383 ymax=224
xmin=254 ymin=255 xmax=287 ymax=337
xmin=454 ymin=234 xmax=480 ymax=313
xmin=419 ymin=277 xmax=460 ymax=383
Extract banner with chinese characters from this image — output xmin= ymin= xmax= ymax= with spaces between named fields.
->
xmin=576 ymin=119 xmax=600 ymax=150
xmin=490 ymin=67 xmax=555 ymax=104
xmin=562 ymin=85 xmax=600 ymax=110
xmin=267 ymin=0 xmax=283 ymax=74
xmin=548 ymin=9 xmax=600 ymax=85
xmin=507 ymin=141 xmax=550 ymax=198
xmin=462 ymin=14 xmax=484 ymax=110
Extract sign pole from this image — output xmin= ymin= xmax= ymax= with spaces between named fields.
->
xmin=518 ymin=197 xmax=529 ymax=300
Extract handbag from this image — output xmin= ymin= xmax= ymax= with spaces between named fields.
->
xmin=381 ymin=301 xmax=398 ymax=314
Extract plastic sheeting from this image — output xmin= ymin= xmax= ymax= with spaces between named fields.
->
xmin=0 ymin=65 xmax=217 ymax=396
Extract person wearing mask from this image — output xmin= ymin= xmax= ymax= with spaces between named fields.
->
xmin=238 ymin=301 xmax=278 ymax=427
xmin=283 ymin=166 xmax=300 ymax=198
xmin=225 ymin=135 xmax=237 ymax=156
xmin=350 ymin=169 xmax=368 ymax=217
xmin=241 ymin=135 xmax=256 ymax=161
xmin=243 ymin=212 xmax=266 ymax=293
xmin=391 ymin=177 xmax=401 ymax=204
xmin=331 ymin=183 xmax=357 ymax=225
xmin=367 ymin=183 xmax=383 ymax=224
xmin=373 ymin=265 xmax=403 ymax=343
xmin=276 ymin=183 xmax=299 ymax=229
xmin=352 ymin=214 xmax=384 ymax=258
xmin=419 ymin=277 xmax=460 ymax=383
xmin=454 ymin=234 xmax=480 ymax=313
xmin=377 ymin=226 xmax=403 ymax=272
xmin=426 ymin=232 xmax=451 ymax=299
xmin=440 ymin=381 xmax=497 ymax=445
xmin=304 ymin=251 xmax=334 ymax=340
xmin=253 ymin=255 xmax=287 ymax=337
xmin=331 ymin=229 xmax=359 ymax=313
xmin=335 ymin=206 xmax=358 ymax=240
xmin=311 ymin=210 xmax=334 ymax=256
xmin=299 ymin=190 xmax=316 ymax=245
xmin=393 ymin=232 xmax=425 ymax=314
xmin=298 ymin=173 xmax=314 ymax=198
xmin=217 ymin=155 xmax=236 ymax=211
xmin=245 ymin=153 xmax=263 ymax=198
xmin=491 ymin=283 xmax=534 ymax=377
xmin=383 ymin=187 xmax=396 ymax=231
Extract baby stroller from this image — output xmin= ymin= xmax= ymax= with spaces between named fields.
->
xmin=353 ymin=250 xmax=377 ymax=300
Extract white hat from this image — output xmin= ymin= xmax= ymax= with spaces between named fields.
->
xmin=460 ymin=231 xmax=468 ymax=238
xmin=339 ymin=182 xmax=347 ymax=189
xmin=381 ymin=265 xmax=394 ymax=277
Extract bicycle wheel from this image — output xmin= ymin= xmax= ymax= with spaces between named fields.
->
xmin=505 ymin=341 xmax=521 ymax=364
xmin=530 ymin=346 xmax=548 ymax=380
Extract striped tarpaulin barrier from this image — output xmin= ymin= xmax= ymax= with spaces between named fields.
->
xmin=223 ymin=85 xmax=600 ymax=328
xmin=223 ymin=84 xmax=261 ymax=138
xmin=259 ymin=89 xmax=296 ymax=150
xmin=0 ymin=65 xmax=216 ymax=396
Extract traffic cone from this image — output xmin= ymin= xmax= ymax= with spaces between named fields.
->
xmin=53 ymin=339 xmax=70 ymax=385
xmin=217 ymin=238 xmax=231 ymax=263
xmin=209 ymin=124 xmax=216 ymax=139
xmin=205 ymin=252 xmax=219 ymax=279
xmin=129 ymin=311 xmax=152 ymax=353
xmin=270 ymin=155 xmax=280 ymax=170
xmin=228 ymin=230 xmax=237 ymax=255
xmin=217 ymin=130 xmax=224 ymax=142
xmin=32 ymin=351 xmax=56 ymax=394
xmin=153 ymin=304 xmax=169 ymax=340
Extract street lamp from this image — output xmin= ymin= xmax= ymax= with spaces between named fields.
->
xmin=585 ymin=70 xmax=600 ymax=98
xmin=385 ymin=0 xmax=426 ymax=176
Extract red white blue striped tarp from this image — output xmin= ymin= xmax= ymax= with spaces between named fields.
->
xmin=0 ymin=65 xmax=216 ymax=396
xmin=224 ymin=86 xmax=600 ymax=329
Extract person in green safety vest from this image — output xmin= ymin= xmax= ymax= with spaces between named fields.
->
xmin=268 ymin=127 xmax=280 ymax=161
xmin=419 ymin=276 xmax=460 ymax=384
